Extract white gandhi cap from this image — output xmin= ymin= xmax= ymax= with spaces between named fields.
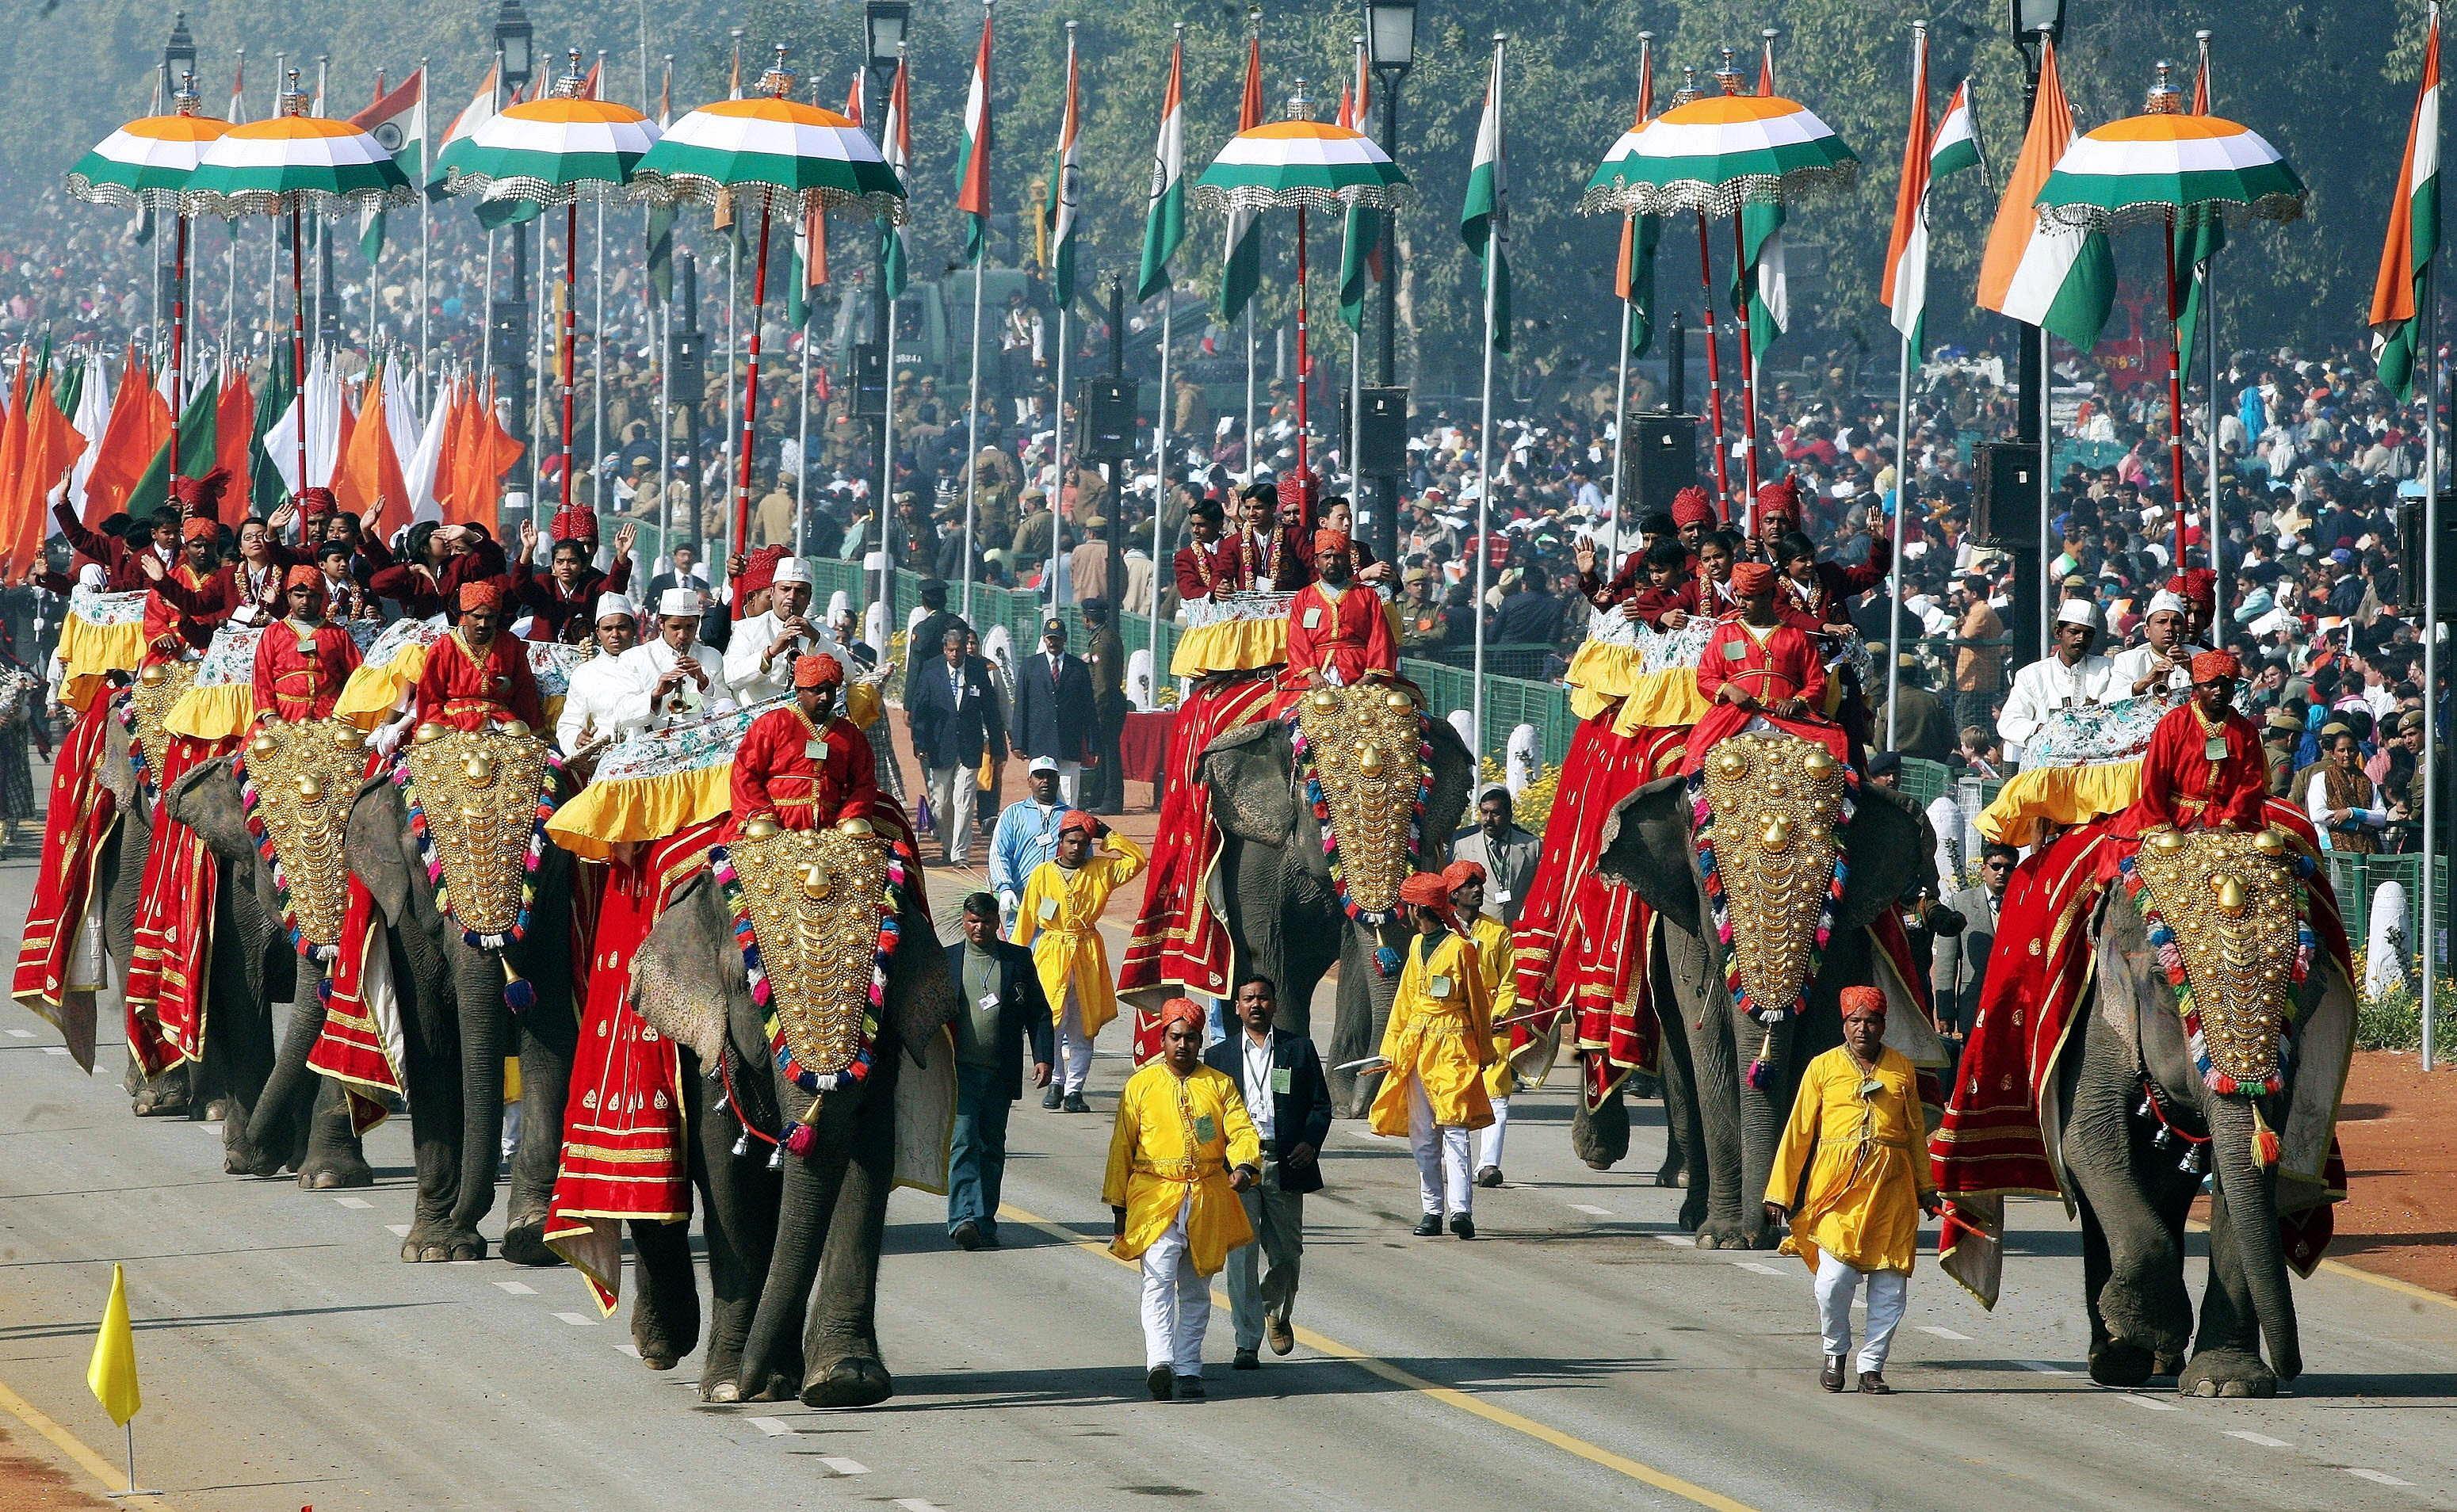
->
xmin=773 ymin=556 xmax=812 ymax=586
xmin=657 ymin=588 xmax=701 ymax=617
xmin=2054 ymin=599 xmax=2101 ymax=631
xmin=594 ymin=592 xmax=638 ymax=622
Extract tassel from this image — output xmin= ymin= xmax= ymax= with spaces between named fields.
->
xmin=782 ymin=1121 xmax=818 ymax=1159
xmin=502 ymin=969 xmax=535 ymax=1013
xmin=2249 ymin=1101 xmax=2280 ymax=1169
xmin=1374 ymin=945 xmax=1400 ymax=978
xmin=731 ymin=1130 xmax=750 ymax=1158
xmin=1744 ymin=1057 xmax=1774 ymax=1092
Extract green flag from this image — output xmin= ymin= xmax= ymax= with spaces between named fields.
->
xmin=250 ymin=343 xmax=296 ymax=516
xmin=126 ymin=377 xmax=219 ymax=515
xmin=1135 ymin=39 xmax=1186 ymax=304
xmin=1337 ymin=204 xmax=1381 ymax=334
xmin=1461 ymin=49 xmax=1511 ymax=354
xmin=1618 ymin=213 xmax=1662 ymax=358
xmin=881 ymin=59 xmax=913 ymax=302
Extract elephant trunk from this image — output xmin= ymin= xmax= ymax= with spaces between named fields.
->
xmin=742 ymin=1144 xmax=837 ymax=1393
xmin=2205 ymin=1094 xmax=2302 ymax=1381
xmin=243 ymin=978 xmax=329 ymax=1161
xmin=450 ymin=951 xmax=507 ymax=1231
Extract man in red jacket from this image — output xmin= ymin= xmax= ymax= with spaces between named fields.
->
xmin=2107 ymin=650 xmax=2268 ymax=838
xmin=411 ymin=582 xmax=544 ymax=734
xmin=252 ymin=566 xmax=364 ymax=722
xmin=728 ymin=652 xmax=914 ymax=853
xmin=1282 ymin=529 xmax=1396 ymax=687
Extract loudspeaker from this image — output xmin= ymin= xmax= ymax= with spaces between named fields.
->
xmin=851 ymin=342 xmax=887 ymax=418
xmin=1344 ymin=386 xmax=1411 ymax=476
xmin=1973 ymin=441 xmax=2039 ymax=545
xmin=2398 ymin=494 xmax=2457 ymax=617
xmin=1077 ymin=377 xmax=1135 ymax=460
xmin=1623 ymin=413 xmax=1700 ymax=517
xmin=668 ymin=327 xmax=706 ymax=405
xmin=487 ymin=298 xmax=529 ymax=371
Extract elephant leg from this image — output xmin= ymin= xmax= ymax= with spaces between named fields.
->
xmin=502 ymin=990 xmax=579 ymax=1267
xmin=1731 ymin=1010 xmax=1794 ymax=1251
xmin=627 ymin=1216 xmax=700 ymax=1371
xmin=399 ymin=947 xmax=467 ymax=1262
xmin=690 ymin=1057 xmax=790 ymax=1403
xmin=1324 ymin=919 xmax=1388 ymax=1119
xmin=2180 ymin=1175 xmax=2281 ymax=1398
xmin=441 ymin=948 xmax=507 ymax=1261
xmin=201 ymin=919 xmax=274 ymax=1136
xmin=1569 ymin=1074 xmax=1629 ymax=1171
xmin=2059 ymin=1029 xmax=2193 ymax=1384
xmin=296 ymin=1076 xmax=373 ymax=1189
xmin=801 ymin=1052 xmax=902 ymax=1410
xmin=130 ymin=1057 xmax=192 ymax=1118
xmin=229 ymin=975 xmax=328 ymax=1178
xmin=1671 ymin=929 xmax=1749 ymax=1249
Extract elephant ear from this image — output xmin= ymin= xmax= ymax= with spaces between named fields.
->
xmin=1203 ymin=720 xmax=1296 ymax=847
xmin=344 ymin=776 xmax=422 ymax=926
xmin=1596 ymin=775 xmax=1701 ymax=934
xmin=885 ymin=880 xmax=962 ymax=1067
xmin=1417 ymin=716 xmax=1477 ymax=870
xmin=630 ymin=871 xmax=743 ymax=1069
xmin=1834 ymin=782 xmax=1936 ymax=935
xmin=164 ymin=756 xmax=254 ymax=866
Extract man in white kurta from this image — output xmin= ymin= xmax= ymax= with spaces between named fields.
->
xmin=554 ymin=592 xmax=648 ymax=754
xmin=723 ymin=556 xmax=846 ymax=705
xmin=613 ymin=588 xmax=740 ymax=733
xmin=1997 ymin=599 xmax=2119 ymax=760
xmin=2105 ymin=587 xmax=2207 ymax=701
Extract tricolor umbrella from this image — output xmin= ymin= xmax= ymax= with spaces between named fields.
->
xmin=1193 ymin=105 xmax=1412 ymax=512
xmin=184 ymin=75 xmax=415 ymax=502
xmin=1581 ymin=65 xmax=1858 ymax=511
xmin=65 ymin=79 xmax=230 ymax=479
xmin=440 ymin=52 xmax=663 ymax=518
xmin=2035 ymin=66 xmax=2306 ymax=563
xmin=631 ymin=46 xmax=907 ymax=549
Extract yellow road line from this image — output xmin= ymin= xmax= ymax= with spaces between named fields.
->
xmin=2183 ymin=1216 xmax=2457 ymax=1314
xmin=0 ymin=1377 xmax=175 ymax=1511
xmin=999 ymin=1201 xmax=1757 ymax=1512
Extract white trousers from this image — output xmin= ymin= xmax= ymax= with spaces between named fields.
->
xmin=1057 ymin=991 xmax=1096 ymax=1094
xmin=925 ymin=765 xmax=977 ymax=861
xmin=1477 ymin=1095 xmax=1511 ymax=1170
xmin=1406 ymin=1079 xmax=1473 ymax=1217
xmin=1139 ymin=1194 xmax=1209 ymax=1376
xmin=1813 ymin=1254 xmax=1908 ymax=1373
xmin=1051 ymin=760 xmax=1083 ymax=808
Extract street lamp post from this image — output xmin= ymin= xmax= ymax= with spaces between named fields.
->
xmin=159 ymin=13 xmax=199 ymax=362
xmin=496 ymin=2 xmax=536 ymax=451
xmin=864 ymin=0 xmax=909 ymax=633
xmin=1366 ymin=0 xmax=1416 ymax=571
xmin=2008 ymin=0 xmax=2067 ymax=460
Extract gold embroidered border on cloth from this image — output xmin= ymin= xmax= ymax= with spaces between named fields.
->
xmin=243 ymin=717 xmax=369 ymax=951
xmin=406 ymin=727 xmax=552 ymax=939
xmin=130 ymin=661 xmax=199 ymax=779
xmin=728 ymin=825 xmax=893 ymax=1078
xmin=2131 ymin=827 xmax=2303 ymax=1087
xmin=1699 ymin=731 xmax=1847 ymax=1014
xmin=1293 ymin=682 xmax=1425 ymax=918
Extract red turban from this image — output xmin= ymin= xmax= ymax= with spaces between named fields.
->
xmin=1441 ymin=858 xmax=1485 ymax=894
xmin=2181 ymin=567 xmax=2216 ymax=605
xmin=1671 ymin=486 xmax=1718 ymax=529
xmin=1399 ymin=872 xmax=1454 ymax=911
xmin=550 ymin=504 xmax=598 ymax=544
xmin=169 ymin=467 xmax=231 ymax=519
xmin=1156 ymin=997 xmax=1205 ymax=1037
xmin=1730 ymin=561 xmax=1776 ymax=595
xmin=1755 ymin=476 xmax=1801 ymax=520
xmin=2189 ymin=649 xmax=2241 ymax=684
xmin=182 ymin=516 xmax=218 ymax=542
xmin=1058 ymin=809 xmax=1099 ymax=838
xmin=296 ymin=486 xmax=337 ymax=517
xmin=733 ymin=544 xmax=789 ymax=621
xmin=458 ymin=581 xmax=501 ymax=613
xmin=1314 ymin=527 xmax=1351 ymax=556
xmin=1840 ymin=985 xmax=1887 ymax=1019
xmin=284 ymin=563 xmax=321 ymax=591
xmin=793 ymin=652 xmax=843 ymax=689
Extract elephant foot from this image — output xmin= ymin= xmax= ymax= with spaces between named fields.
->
xmin=499 ymin=1221 xmax=562 ymax=1268
xmin=297 ymin=1149 xmax=375 ymax=1190
xmin=1693 ymin=1216 xmax=1755 ymax=1251
xmin=1570 ymin=1097 xmax=1630 ymax=1172
xmin=2088 ymin=1341 xmax=2157 ymax=1388
xmin=1678 ymin=1187 xmax=1710 ymax=1233
xmin=700 ymin=1378 xmax=741 ymax=1404
xmin=403 ymin=1224 xmax=487 ymax=1263
xmin=203 ymin=1095 xmax=237 ymax=1124
xmin=2153 ymin=1350 xmax=2187 ymax=1377
xmin=728 ymin=1366 xmax=801 ymax=1403
xmin=224 ymin=1141 xmax=288 ymax=1180
xmin=2178 ymin=1348 xmax=2279 ymax=1399
xmin=130 ymin=1085 xmax=190 ymax=1118
xmin=801 ymin=1354 xmax=894 ymax=1410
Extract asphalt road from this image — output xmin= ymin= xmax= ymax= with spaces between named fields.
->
xmin=3 ymin=839 xmax=2455 ymax=1512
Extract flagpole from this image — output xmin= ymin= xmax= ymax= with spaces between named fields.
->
xmin=1049 ymin=16 xmax=1072 ymax=617
xmin=657 ymin=300 xmax=672 ymax=566
xmin=1243 ymin=311 xmax=1256 ymax=483
xmin=1152 ymin=292 xmax=1174 ymax=658
xmin=1695 ymin=211 xmax=1733 ymax=510
xmin=961 ymin=238 xmax=987 ymax=623
xmin=1470 ymin=34 xmax=1504 ymax=756
xmin=481 ymin=228 xmax=497 ymax=391
xmin=2425 ymin=250 xmax=2441 ymax=1069
xmin=2039 ymin=324 xmax=2053 ymax=661
xmin=1049 ymin=300 xmax=1069 ymax=614
xmin=1886 ymin=21 xmax=1924 ymax=751
xmin=795 ymin=271 xmax=812 ymax=554
xmin=725 ymin=233 xmax=739 ymax=563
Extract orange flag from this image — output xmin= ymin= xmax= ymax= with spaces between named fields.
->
xmin=9 ymin=376 xmax=85 ymax=578
xmin=80 ymin=352 xmax=171 ymax=526
xmin=464 ymin=377 xmax=525 ymax=535
xmin=0 ymin=366 xmax=29 ymax=579
xmin=430 ymin=379 xmax=467 ymax=524
xmin=333 ymin=367 xmax=410 ymax=540
xmin=212 ymin=368 xmax=254 ymax=491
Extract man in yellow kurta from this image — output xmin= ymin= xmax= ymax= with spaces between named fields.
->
xmin=1444 ymin=859 xmax=1523 ymax=1189
xmin=1764 ymin=986 xmax=1940 ymax=1396
xmin=1014 ymin=810 xmax=1148 ymax=1113
xmin=1105 ymin=999 xmax=1262 ymax=1402
xmin=1369 ymin=872 xmax=1496 ymax=1239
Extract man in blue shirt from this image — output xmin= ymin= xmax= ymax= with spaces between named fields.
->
xmin=991 ymin=755 xmax=1069 ymax=931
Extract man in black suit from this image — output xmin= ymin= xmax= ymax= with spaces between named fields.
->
xmin=944 ymin=893 xmax=1054 ymax=1250
xmin=903 ymin=577 xmax=958 ymax=697
xmin=1011 ymin=615 xmax=1097 ymax=808
xmin=907 ymin=624 xmax=1009 ymax=865
xmin=1202 ymin=974 xmax=1332 ymax=1369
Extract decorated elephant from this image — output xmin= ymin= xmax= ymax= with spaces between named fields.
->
xmin=625 ymin=823 xmax=961 ymax=1406
xmin=1599 ymin=737 xmax=1943 ymax=1249
xmin=2046 ymin=833 xmax=2352 ymax=1396
xmin=164 ymin=733 xmax=374 ymax=1189
xmin=345 ymin=726 xmax=578 ymax=1263
xmin=1200 ymin=684 xmax=1475 ymax=1113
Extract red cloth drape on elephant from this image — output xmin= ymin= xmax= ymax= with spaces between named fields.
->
xmin=1118 ymin=674 xmax=1278 ymax=1003
xmin=123 ymin=731 xmax=238 ymax=1072
xmin=10 ymin=693 xmax=122 ymax=1064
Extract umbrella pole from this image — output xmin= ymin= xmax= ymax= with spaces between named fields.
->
xmin=1729 ymin=212 xmax=1760 ymax=527
xmin=735 ymin=201 xmax=774 ymax=555
xmin=1294 ymin=206 xmax=1310 ymax=521
xmin=561 ymin=200 xmax=578 ymax=517
xmin=1694 ymin=212 xmax=1731 ymax=513
xmin=2163 ymin=214 xmax=2186 ymax=569
xmin=169 ymin=213 xmax=187 ymax=481
xmin=289 ymin=203 xmax=308 ymax=503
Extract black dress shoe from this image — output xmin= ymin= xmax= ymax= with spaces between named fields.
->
xmin=1475 ymin=1164 xmax=1504 ymax=1188
xmin=1232 ymin=1347 xmax=1260 ymax=1370
xmin=1821 ymin=1355 xmax=1846 ymax=1392
xmin=1412 ymin=1213 xmax=1443 ymax=1237
xmin=1449 ymin=1213 xmax=1476 ymax=1240
xmin=1175 ymin=1375 xmax=1206 ymax=1400
xmin=1147 ymin=1365 xmax=1175 ymax=1400
xmin=1061 ymin=1093 xmax=1091 ymax=1113
xmin=1856 ymin=1372 xmax=1891 ymax=1396
xmin=950 ymin=1219 xmax=984 ymax=1251
xmin=1041 ymin=1085 xmax=1064 ymax=1109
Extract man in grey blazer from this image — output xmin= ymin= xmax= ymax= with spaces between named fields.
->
xmin=1931 ymin=842 xmax=2012 ymax=1050
xmin=945 ymin=893 xmax=1054 ymax=1250
xmin=1448 ymin=784 xmax=1541 ymax=926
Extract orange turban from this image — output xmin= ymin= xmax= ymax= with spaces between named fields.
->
xmin=1840 ymin=986 xmax=1886 ymax=1019
xmin=793 ymin=652 xmax=843 ymax=689
xmin=1730 ymin=561 xmax=1775 ymax=595
xmin=182 ymin=516 xmax=218 ymax=542
xmin=1314 ymin=527 xmax=1351 ymax=555
xmin=1399 ymin=872 xmax=1454 ymax=911
xmin=296 ymin=486 xmax=337 ymax=517
xmin=457 ymin=581 xmax=501 ymax=613
xmin=2190 ymin=649 xmax=2241 ymax=684
xmin=1671 ymin=486 xmax=1718 ymax=529
xmin=284 ymin=563 xmax=322 ymax=591
xmin=1058 ymin=809 xmax=1099 ymax=838
xmin=1156 ymin=997 xmax=1205 ymax=1036
xmin=1441 ymin=858 xmax=1485 ymax=894
xmin=1756 ymin=476 xmax=1802 ymax=519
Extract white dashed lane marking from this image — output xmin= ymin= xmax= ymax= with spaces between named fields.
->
xmin=552 ymin=1311 xmax=597 ymax=1326
xmin=40 ymin=1046 xmax=67 ymax=1056
xmin=385 ymin=1224 xmax=411 ymax=1237
xmin=2345 ymin=1468 xmax=2414 ymax=1487
xmin=1916 ymin=1325 xmax=1971 ymax=1341
xmin=1569 ymin=1203 xmax=1614 ymax=1217
xmin=493 ymin=1281 xmax=536 ymax=1296
xmin=333 ymin=1196 xmax=374 ymax=1209
xmin=1652 ymin=1233 xmax=1694 ymax=1248
xmin=6 ymin=1027 xmax=32 ymax=1037
xmin=2120 ymin=1393 xmax=2179 ymax=1412
xmin=747 ymin=1417 xmax=792 ymax=1438
xmin=2016 ymin=1361 xmax=2072 ymax=1375
xmin=892 ymin=1501 xmax=948 ymax=1512
xmin=818 ymin=1457 xmax=870 ymax=1476
xmin=613 ymin=1344 xmax=641 ymax=1359
xmin=2226 ymin=1430 xmax=2288 ymax=1449
xmin=1733 ymin=1261 xmax=1783 ymax=1277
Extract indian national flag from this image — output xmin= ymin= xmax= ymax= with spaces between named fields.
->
xmin=427 ymin=62 xmax=495 ymax=200
xmin=1044 ymin=35 xmax=1083 ymax=307
xmin=1137 ymin=36 xmax=1186 ymax=302
xmin=1612 ymin=43 xmax=1659 ymax=357
xmin=1975 ymin=38 xmax=2113 ymax=350
xmin=2372 ymin=6 xmax=2442 ymax=402
xmin=1881 ymin=37 xmax=1936 ymax=348
xmin=1930 ymin=78 xmax=1981 ymax=180
xmin=1461 ymin=46 xmax=1510 ymax=354
xmin=1217 ymin=32 xmax=1265 ymax=322
xmin=956 ymin=12 xmax=995 ymax=265
xmin=351 ymin=68 xmax=425 ymax=266
xmin=1337 ymin=47 xmax=1383 ymax=334
xmin=881 ymin=57 xmax=913 ymax=302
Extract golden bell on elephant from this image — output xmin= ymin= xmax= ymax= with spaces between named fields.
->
xmin=412 ymin=721 xmax=447 ymax=747
xmin=2253 ymin=827 xmax=2286 ymax=857
xmin=463 ymin=753 xmax=496 ymax=787
xmin=1358 ymin=743 xmax=1385 ymax=777
xmin=2213 ymin=874 xmax=2249 ymax=914
xmin=249 ymin=729 xmax=280 ymax=759
xmin=1802 ymin=749 xmax=1837 ymax=779
xmin=2149 ymin=827 xmax=2187 ymax=853
xmin=1383 ymin=689 xmax=1412 ymax=711
xmin=499 ymin=719 xmax=532 ymax=740
xmin=331 ymin=724 xmax=365 ymax=751
xmin=743 ymin=816 xmax=782 ymax=841
xmin=295 ymin=773 xmax=323 ymax=804
xmin=1761 ymin=815 xmax=1792 ymax=851
xmin=139 ymin=662 xmax=168 ymax=686
xmin=835 ymin=815 xmax=875 ymax=839
xmin=1309 ymin=687 xmax=1339 ymax=714
xmin=1713 ymin=747 xmax=1748 ymax=780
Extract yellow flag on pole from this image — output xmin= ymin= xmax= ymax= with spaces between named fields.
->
xmin=87 ymin=1263 xmax=140 ymax=1427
